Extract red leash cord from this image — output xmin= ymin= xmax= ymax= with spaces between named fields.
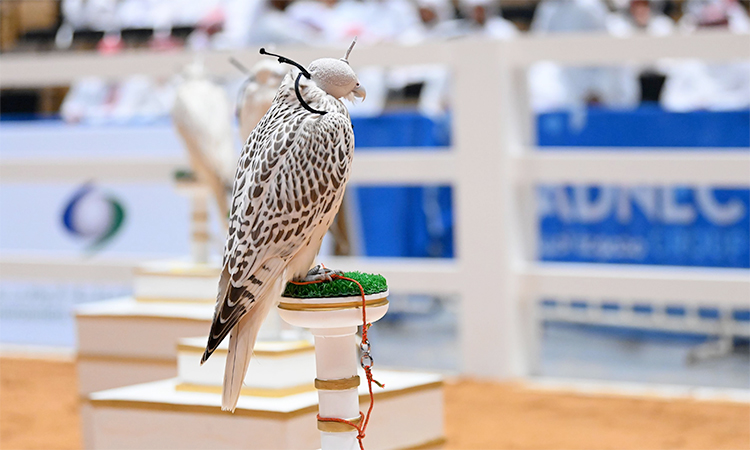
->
xmin=288 ymin=273 xmax=384 ymax=450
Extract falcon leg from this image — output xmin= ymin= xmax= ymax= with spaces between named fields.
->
xmin=297 ymin=264 xmax=344 ymax=283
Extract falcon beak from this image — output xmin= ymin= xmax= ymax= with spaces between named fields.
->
xmin=352 ymin=84 xmax=366 ymax=101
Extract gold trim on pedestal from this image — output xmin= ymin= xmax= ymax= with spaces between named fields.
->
xmin=133 ymin=267 xmax=220 ymax=278
xmin=317 ymin=415 xmax=362 ymax=432
xmin=75 ymin=314 xmax=210 ymax=323
xmin=136 ymin=297 xmax=214 ymax=304
xmin=177 ymin=340 xmax=314 ymax=358
xmin=278 ymin=298 xmax=388 ymax=312
xmin=175 ymin=382 xmax=315 ymax=398
xmin=315 ymin=376 xmax=360 ymax=390
xmin=86 ymin=379 xmax=443 ymax=420
xmin=77 ymin=354 xmax=175 ymax=365
xmin=87 ymin=398 xmax=318 ymax=419
xmin=401 ymin=437 xmax=447 ymax=450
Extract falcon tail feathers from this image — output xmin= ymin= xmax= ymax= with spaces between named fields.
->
xmin=221 ymin=295 xmax=275 ymax=412
xmin=201 ymin=266 xmax=232 ymax=364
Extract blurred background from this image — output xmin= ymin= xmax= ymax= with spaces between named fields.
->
xmin=0 ymin=0 xmax=748 ymax=449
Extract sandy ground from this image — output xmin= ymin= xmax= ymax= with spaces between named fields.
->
xmin=0 ymin=358 xmax=81 ymax=450
xmin=1 ymin=357 xmax=748 ymax=450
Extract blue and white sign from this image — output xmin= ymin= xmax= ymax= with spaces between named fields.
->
xmin=538 ymin=186 xmax=750 ymax=268
xmin=0 ymin=182 xmax=195 ymax=259
xmin=61 ymin=183 xmax=127 ymax=252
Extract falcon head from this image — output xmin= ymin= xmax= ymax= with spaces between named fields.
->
xmin=308 ymin=39 xmax=366 ymax=102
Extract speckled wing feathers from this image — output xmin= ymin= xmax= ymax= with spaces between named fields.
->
xmin=202 ymin=73 xmax=354 ymax=361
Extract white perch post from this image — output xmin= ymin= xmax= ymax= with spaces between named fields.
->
xmin=189 ymin=186 xmax=210 ymax=264
xmin=175 ymin=177 xmax=213 ymax=265
xmin=257 ymin=304 xmax=285 ymax=341
xmin=278 ymin=290 xmax=389 ymax=450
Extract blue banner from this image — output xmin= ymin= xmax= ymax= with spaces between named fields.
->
xmin=537 ymin=106 xmax=750 ymax=148
xmin=538 ymin=186 xmax=750 ymax=268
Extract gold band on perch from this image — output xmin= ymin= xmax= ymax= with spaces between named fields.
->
xmin=175 ymin=382 xmax=315 ymax=398
xmin=315 ymin=376 xmax=360 ymax=391
xmin=278 ymin=298 xmax=388 ymax=312
xmin=317 ymin=415 xmax=362 ymax=433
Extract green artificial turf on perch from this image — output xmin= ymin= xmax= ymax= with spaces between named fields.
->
xmin=282 ymin=271 xmax=388 ymax=299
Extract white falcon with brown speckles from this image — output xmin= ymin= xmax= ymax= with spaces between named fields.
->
xmin=202 ymin=41 xmax=366 ymax=412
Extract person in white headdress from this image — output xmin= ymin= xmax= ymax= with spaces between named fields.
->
xmin=60 ymin=77 xmax=112 ymax=124
xmin=110 ymin=75 xmax=174 ymax=124
xmin=460 ymin=0 xmax=519 ymax=39
xmin=432 ymin=0 xmax=519 ymax=40
xmin=606 ymin=0 xmax=675 ymax=37
xmin=56 ymin=0 xmax=86 ymax=49
xmin=247 ymin=0 xmax=313 ymax=46
xmin=603 ymin=1 xmax=676 ymax=104
xmin=392 ymin=0 xmax=519 ymax=119
xmin=661 ymin=0 xmax=750 ymax=111
xmin=529 ymin=0 xmax=640 ymax=126
xmin=678 ymin=0 xmax=750 ymax=33
xmin=399 ymin=0 xmax=456 ymax=43
xmin=284 ymin=0 xmax=419 ymax=46
xmin=362 ymin=0 xmax=421 ymax=44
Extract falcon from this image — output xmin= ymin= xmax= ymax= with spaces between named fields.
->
xmin=201 ymin=40 xmax=366 ymax=412
xmin=235 ymin=59 xmax=287 ymax=144
xmin=172 ymin=61 xmax=236 ymax=228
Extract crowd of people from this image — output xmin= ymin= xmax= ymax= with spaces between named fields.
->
xmin=56 ymin=0 xmax=750 ymax=46
xmin=58 ymin=0 xmax=750 ymax=123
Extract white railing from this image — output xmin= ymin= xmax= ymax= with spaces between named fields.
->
xmin=1 ymin=32 xmax=747 ymax=86
xmin=1 ymin=31 xmax=749 ymax=379
xmin=0 ymin=149 xmax=457 ymax=184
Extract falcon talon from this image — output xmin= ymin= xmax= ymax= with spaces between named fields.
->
xmin=300 ymin=264 xmax=343 ymax=283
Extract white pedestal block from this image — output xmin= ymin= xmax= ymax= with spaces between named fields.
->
xmin=79 ymin=263 xmax=445 ymax=449
xmin=83 ymin=371 xmax=444 ymax=450
xmin=133 ymin=260 xmax=220 ymax=303
xmin=75 ymin=259 xmax=294 ymax=394
xmin=77 ymin=355 xmax=177 ymax=398
xmin=132 ymin=259 xmax=289 ymax=339
xmin=176 ymin=337 xmax=317 ymax=396
xmin=76 ymin=297 xmax=214 ymax=394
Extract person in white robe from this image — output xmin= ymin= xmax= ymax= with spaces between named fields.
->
xmin=661 ymin=0 xmax=750 ymax=111
xmin=529 ymin=0 xmax=640 ymax=128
